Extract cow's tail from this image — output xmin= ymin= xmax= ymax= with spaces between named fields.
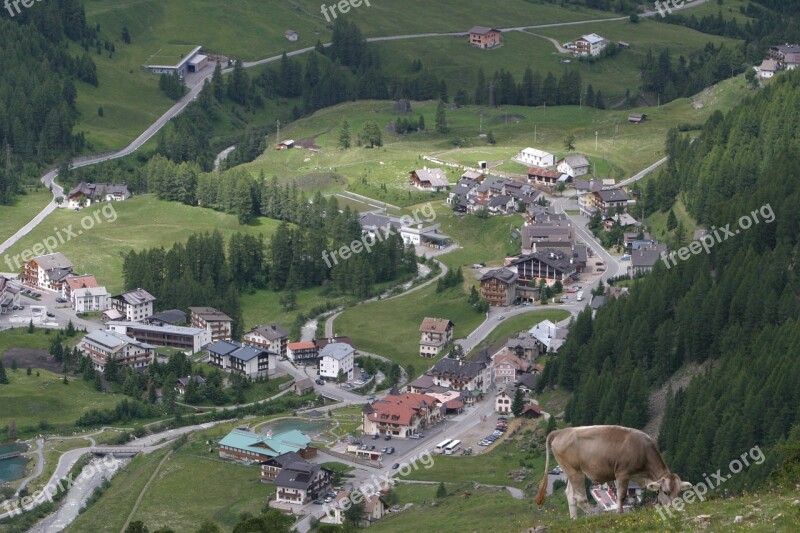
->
xmin=535 ymin=430 xmax=553 ymax=506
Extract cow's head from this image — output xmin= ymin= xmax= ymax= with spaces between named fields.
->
xmin=647 ymin=474 xmax=692 ymax=506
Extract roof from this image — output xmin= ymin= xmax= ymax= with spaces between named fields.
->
xmin=505 ymin=332 xmax=538 ymax=351
xmin=461 ymin=170 xmax=484 ymax=180
xmin=262 ymin=451 xmax=303 ymax=468
xmin=288 ymin=341 xmax=317 ymax=351
xmin=511 ymin=249 xmax=575 ymax=274
xmin=114 ymin=288 xmax=156 ymax=306
xmin=67 ymin=182 xmax=130 ymax=199
xmin=316 ymin=336 xmax=355 ymax=350
xmin=293 ymin=378 xmax=315 ymax=390
xmin=771 ymin=44 xmax=800 ymax=55
xmin=527 ymin=166 xmax=562 ymax=179
xmin=83 ymin=330 xmax=152 ymax=351
xmin=494 ymin=351 xmax=529 ymax=372
xmin=430 ymin=356 xmax=487 ymax=380
xmin=72 ymin=286 xmax=110 ymax=298
xmin=112 ymin=321 xmax=207 ymax=337
xmin=146 ymin=309 xmax=187 ymax=325
xmin=407 ymin=374 xmax=436 ymax=391
xmin=759 ymin=59 xmax=780 ymax=72
xmin=590 ymin=295 xmax=607 ymax=310
xmin=189 ymin=306 xmax=232 ymax=322
xmin=560 ymin=154 xmax=590 ymax=169
xmin=529 ymin=319 xmax=567 ymax=351
xmin=631 ymin=246 xmax=668 ymax=268
xmin=219 ymin=429 xmax=310 ymax=458
xmin=367 ymin=393 xmax=438 ymax=426
xmin=29 ymin=252 xmax=73 ymax=271
xmin=579 ymin=33 xmax=606 ymax=44
xmin=419 ymin=317 xmax=454 ymax=334
xmin=65 ymin=275 xmax=97 ymax=292
xmin=518 ymin=372 xmax=538 ymax=390
xmin=248 ymin=323 xmax=289 ymax=340
xmin=206 ymin=339 xmax=240 ymax=356
xmin=319 ymin=343 xmax=354 ymax=361
xmin=480 ymin=268 xmax=518 ymax=284
xmin=519 ymin=147 xmax=553 ymax=158
xmin=468 ymin=26 xmax=500 ymax=35
xmin=177 ymin=375 xmax=206 ymax=387
xmin=596 ymin=188 xmax=630 ymax=203
xmin=102 ymin=308 xmax=124 ymax=320
xmin=412 ymin=168 xmax=449 ymax=187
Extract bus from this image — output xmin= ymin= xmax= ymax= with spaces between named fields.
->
xmin=434 ymin=439 xmax=453 ymax=453
xmin=444 ymin=440 xmax=461 ymax=455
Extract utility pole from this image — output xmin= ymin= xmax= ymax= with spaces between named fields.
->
xmin=276 ymin=119 xmax=281 ymax=145
xmin=595 ymin=131 xmax=598 ymax=151
xmin=534 ymin=124 xmax=537 ymax=142
xmin=488 ymin=82 xmax=495 ymax=108
xmin=479 ymin=113 xmax=483 ymax=134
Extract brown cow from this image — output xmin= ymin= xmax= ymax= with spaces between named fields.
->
xmin=535 ymin=425 xmax=691 ymax=519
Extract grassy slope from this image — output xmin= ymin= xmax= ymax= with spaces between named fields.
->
xmin=467 ymin=310 xmax=571 ymax=357
xmin=0 ymin=190 xmax=52 ymax=248
xmin=0 ymin=195 xmax=281 ymax=294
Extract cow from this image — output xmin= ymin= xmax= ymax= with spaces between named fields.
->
xmin=535 ymin=425 xmax=691 ymax=519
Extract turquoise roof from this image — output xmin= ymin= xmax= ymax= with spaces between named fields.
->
xmin=218 ymin=429 xmax=310 ymax=457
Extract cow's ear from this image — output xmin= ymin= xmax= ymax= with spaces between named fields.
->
xmin=646 ymin=481 xmax=661 ymax=492
xmin=680 ymin=481 xmax=693 ymax=491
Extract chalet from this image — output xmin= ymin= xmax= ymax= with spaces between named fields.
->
xmin=322 ymin=490 xmax=388 ymax=526
xmin=590 ymin=295 xmax=608 ymax=312
xmin=404 ymin=374 xmax=449 ymax=396
xmin=487 ymin=194 xmax=516 ymax=215
xmin=21 ymin=252 xmax=74 ymax=292
xmin=63 ymin=274 xmax=98 ymax=299
xmin=530 ymin=319 xmax=567 ymax=355
xmin=628 ymin=243 xmax=668 ymax=276
xmin=189 ymin=306 xmax=233 ymax=341
xmin=593 ymin=188 xmax=630 ymax=216
xmin=319 ymin=343 xmax=355 ymax=381
xmin=505 ymin=332 xmax=538 ymax=361
xmin=106 ymin=321 xmax=211 ymax=354
xmin=218 ymin=428 xmax=314 ymax=463
xmin=556 ymin=154 xmax=590 ymax=178
xmin=479 ymin=268 xmax=518 ymax=306
xmin=419 ymin=317 xmax=454 ymax=358
xmin=79 ymin=330 xmax=154 ymax=372
xmin=207 ymin=339 xmax=276 ymax=378
xmin=428 ymin=352 xmax=491 ymax=393
xmin=628 ymin=113 xmax=647 ymax=124
xmin=287 ymin=341 xmax=319 ymax=364
xmin=527 ymin=166 xmax=566 ymax=186
xmin=517 ymin=372 xmax=538 ymax=392
xmin=175 ymin=375 xmax=206 ymax=395
xmin=604 ymin=213 xmax=640 ymax=229
xmin=145 ymin=309 xmax=187 ymax=326
xmin=273 ymin=458 xmax=333 ymax=505
xmin=767 ymin=44 xmax=800 ymax=70
xmin=522 ymin=403 xmax=543 ymax=418
xmin=72 ymin=286 xmax=111 ymax=313
xmin=520 ymin=224 xmax=574 ymax=254
xmin=363 ymin=393 xmax=442 ymax=437
xmin=467 ymin=26 xmax=502 ymax=49
xmin=66 ymin=182 xmax=130 ymax=209
xmin=493 ymin=350 xmax=529 ymax=384
xmin=461 ymin=170 xmax=485 ymax=182
xmin=516 ymin=148 xmax=555 ymax=167
xmin=757 ymin=59 xmax=780 ymax=79
xmin=359 ymin=212 xmax=400 ymax=240
xmin=623 ymin=231 xmax=650 ymax=249
xmin=244 ymin=323 xmax=289 ymax=358
xmin=291 ymin=378 xmax=315 ymax=395
xmin=410 ymin=168 xmax=449 ymax=191
xmin=495 ymin=383 xmax=522 ymax=414
xmin=511 ymin=249 xmax=577 ymax=282
xmin=111 ymin=288 xmax=156 ymax=322
xmin=0 ymin=277 xmax=21 ymax=314
xmin=573 ymin=179 xmax=604 ymax=194
xmin=572 ymin=33 xmax=608 ymax=56
xmin=285 ymin=30 xmax=299 ymax=42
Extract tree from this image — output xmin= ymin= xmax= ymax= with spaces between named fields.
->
xmin=435 ymin=100 xmax=448 ymax=133
xmin=104 ymin=357 xmax=119 ymax=383
xmin=196 ymin=521 xmax=222 ymax=533
xmin=65 ymin=320 xmax=76 ymax=336
xmin=564 ymin=134 xmax=575 ymax=152
xmin=418 ymin=114 xmax=425 ymax=131
xmin=121 ymin=26 xmax=131 ymax=44
xmin=62 ymin=375 xmax=68 ymax=385
xmin=546 ymin=415 xmax=557 ymax=434
xmin=486 ymin=130 xmax=496 ymax=145
xmin=555 ymin=182 xmax=566 ymax=197
xmin=147 ymin=381 xmax=158 ymax=404
xmin=27 ymin=319 xmax=34 ymax=333
xmin=511 ymin=387 xmax=525 ymax=417
xmin=1 ymin=361 xmax=11 ymax=385
xmin=8 ymin=419 xmax=17 ymax=440
xmin=344 ymin=499 xmax=366 ymax=528
xmin=436 ymin=481 xmax=447 ymax=498
xmin=629 ymin=12 xmax=640 ymax=23
xmin=666 ymin=209 xmax=678 ymax=230
xmin=338 ymin=120 xmax=351 ymax=150
xmin=94 ymin=372 xmax=103 ymax=392
xmin=97 ymin=106 xmax=104 ymax=117
xmin=405 ymin=364 xmax=415 ymax=380
xmin=26 ymin=366 xmax=31 ymax=376
xmin=124 ymin=522 xmax=149 ymax=533
xmin=359 ymin=121 xmax=382 ymax=148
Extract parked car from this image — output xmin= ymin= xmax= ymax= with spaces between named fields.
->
xmin=386 ymin=447 xmax=394 ymax=454
xmin=55 ymin=297 xmax=67 ymax=303
xmin=46 ymin=312 xmax=55 ymax=318
xmin=369 ymin=445 xmax=376 ymax=450
xmin=496 ymin=315 xmax=505 ymax=321
xmin=392 ymin=463 xmax=400 ymax=469
xmin=409 ymin=433 xmax=421 ymax=439
xmin=372 ymin=433 xmax=380 ymax=440
xmin=313 ymin=500 xmax=324 ymax=505
xmin=384 ymin=434 xmax=392 ymax=441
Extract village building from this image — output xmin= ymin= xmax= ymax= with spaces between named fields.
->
xmin=287 ymin=341 xmax=319 ymax=364
xmin=206 ymin=339 xmax=276 ymax=378
xmin=189 ymin=306 xmax=233 ymax=341
xmin=21 ymin=252 xmax=74 ymax=292
xmin=410 ymin=168 xmax=450 ymax=191
xmin=318 ymin=342 xmax=355 ymax=381
xmin=79 ymin=329 xmax=155 ymax=372
xmin=175 ymin=375 xmax=206 ymax=395
xmin=109 ymin=288 xmax=156 ymax=322
xmin=0 ymin=277 xmax=21 ymax=314
xmin=65 ymin=182 xmax=130 ymax=209
xmin=362 ymin=393 xmax=442 ymax=437
xmin=218 ymin=428 xmax=315 ymax=463
xmin=72 ymin=286 xmax=111 ymax=313
xmin=63 ymin=274 xmax=98 ymax=299
xmin=428 ymin=352 xmax=492 ymax=393
xmin=467 ymin=26 xmax=502 ymax=49
xmin=145 ymin=309 xmax=187 ymax=326
xmin=516 ymin=148 xmax=555 ymax=167
xmin=244 ymin=323 xmax=289 ymax=358
xmin=479 ymin=268 xmax=518 ymax=306
xmin=106 ymin=321 xmax=211 ymax=354
xmin=556 ymin=154 xmax=591 ymax=178
xmin=418 ymin=317 xmax=455 ymax=358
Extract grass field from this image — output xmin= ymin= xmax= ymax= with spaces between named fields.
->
xmin=646 ymin=197 xmax=698 ymax=242
xmin=143 ymin=44 xmax=200 ymax=67
xmin=0 ymin=367 xmax=121 ymax=433
xmin=0 ymin=190 xmax=52 ymax=248
xmin=0 ymin=196 xmax=281 ymax=293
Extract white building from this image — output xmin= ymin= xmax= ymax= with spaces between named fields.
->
xmin=574 ymin=33 xmax=608 ymax=56
xmin=111 ymin=288 xmax=156 ymax=322
xmin=106 ymin=321 xmax=211 ymax=355
xmin=318 ymin=343 xmax=355 ymax=381
xmin=206 ymin=339 xmax=276 ymax=379
xmin=516 ymin=148 xmax=555 ymax=167
xmin=557 ymin=154 xmax=591 ymax=178
xmin=79 ymin=330 xmax=155 ymax=372
xmin=72 ymin=286 xmax=111 ymax=313
xmin=243 ymin=323 xmax=289 ymax=357
xmin=757 ymin=59 xmax=780 ymax=79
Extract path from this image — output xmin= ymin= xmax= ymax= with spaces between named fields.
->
xmin=213 ymin=145 xmax=236 ymax=171
xmin=15 ymin=438 xmax=44 ymax=496
xmin=120 ymin=450 xmax=174 ymax=532
xmin=0 ymin=0 xmax=710 ymax=257
xmin=174 ymin=386 xmax=293 ymax=412
xmin=393 ymin=479 xmax=525 ymax=499
xmin=519 ymin=30 xmax=571 ymax=54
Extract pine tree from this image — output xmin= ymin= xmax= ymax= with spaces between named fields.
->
xmin=486 ymin=130 xmax=496 ymax=145
xmin=511 ymin=387 xmax=525 ymax=417
xmin=436 ymin=481 xmax=447 ymax=498
xmin=338 ymin=120 xmax=351 ymax=150
xmin=104 ymin=357 xmax=119 ymax=383
xmin=546 ymin=415 xmax=557 ymax=434
xmin=666 ymin=209 xmax=678 ymax=230
xmin=94 ymin=372 xmax=103 ymax=392
xmin=0 ymin=360 xmax=8 ymax=384
xmin=435 ymin=100 xmax=448 ymax=133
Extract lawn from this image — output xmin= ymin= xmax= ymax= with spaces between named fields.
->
xmin=0 ymin=367 xmax=121 ymax=435
xmin=0 ymin=189 xmax=52 ymax=248
xmin=646 ymin=196 xmax=698 ymax=243
xmin=0 ymin=196 xmax=281 ymax=294
xmin=467 ymin=310 xmax=571 ymax=357
xmin=143 ymin=44 xmax=200 ymax=67
xmin=329 ymin=405 xmax=364 ymax=439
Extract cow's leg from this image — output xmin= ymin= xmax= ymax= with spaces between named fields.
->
xmin=569 ymin=475 xmax=594 ymax=516
xmin=565 ymin=480 xmax=578 ymax=519
xmin=615 ymin=478 xmax=629 ymax=514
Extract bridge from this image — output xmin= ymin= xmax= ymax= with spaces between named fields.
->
xmin=0 ymin=451 xmax=21 ymax=460
xmin=90 ymin=446 xmax=144 ymax=456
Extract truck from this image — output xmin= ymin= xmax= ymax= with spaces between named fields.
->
xmin=576 ymin=291 xmax=584 ymax=301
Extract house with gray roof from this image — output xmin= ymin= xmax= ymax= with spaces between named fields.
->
xmin=244 ymin=323 xmax=289 ymax=357
xmin=66 ymin=182 xmax=130 ymax=209
xmin=79 ymin=329 xmax=155 ymax=372
xmin=319 ymin=342 xmax=355 ymax=381
xmin=21 ymin=252 xmax=74 ymax=292
xmin=557 ymin=154 xmax=591 ymax=177
xmin=429 ymin=355 xmax=491 ymax=393
xmin=410 ymin=167 xmax=450 ymax=191
xmin=207 ymin=339 xmax=276 ymax=378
